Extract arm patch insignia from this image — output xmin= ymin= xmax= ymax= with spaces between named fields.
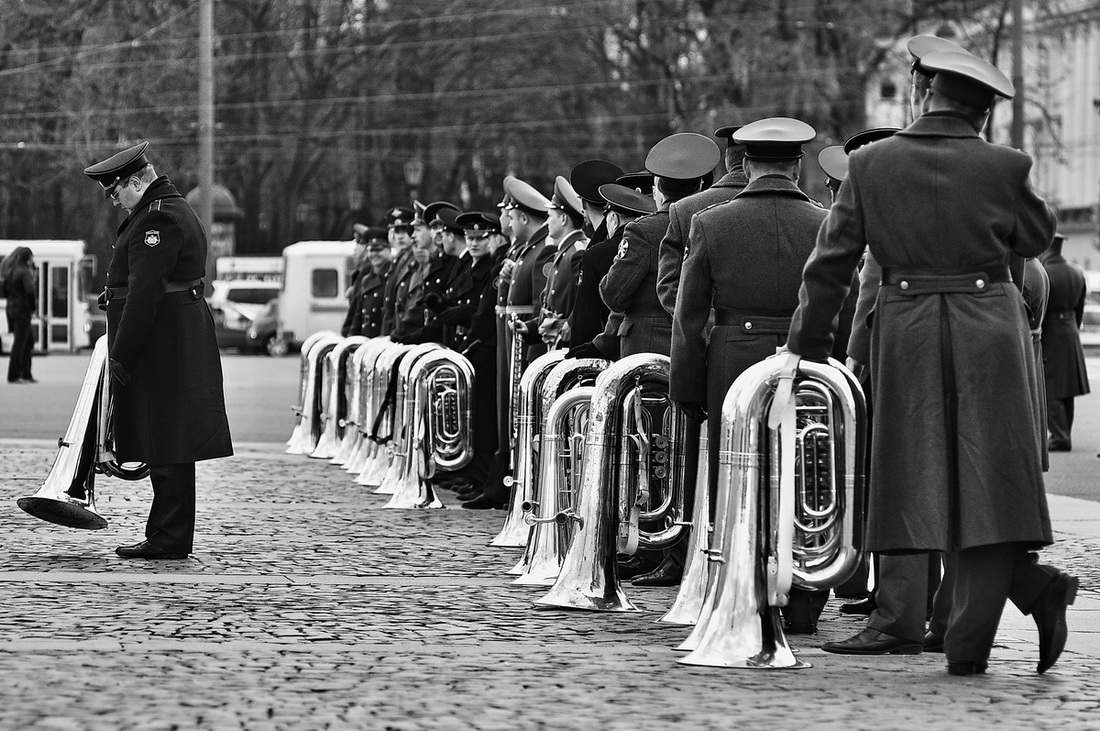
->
xmin=616 ymin=239 xmax=629 ymax=259
xmin=144 ymin=230 xmax=161 ymax=247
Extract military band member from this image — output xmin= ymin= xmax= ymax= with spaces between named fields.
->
xmin=602 ymin=133 xmax=719 ymax=361
xmin=669 ymin=117 xmax=829 ymax=630
xmin=656 ymin=125 xmax=749 ymax=316
xmin=351 ymin=227 xmax=394 ymax=338
xmin=378 ymin=206 xmax=416 ymax=335
xmin=1041 ymin=233 xmax=1091 ymax=452
xmin=504 ymin=176 xmax=554 ymax=362
xmin=787 ymin=51 xmax=1075 ymax=675
xmin=568 ymin=183 xmax=657 ymax=362
xmin=391 ymin=202 xmax=458 ymax=343
xmin=565 ymin=160 xmax=624 ymax=347
xmin=427 ymin=211 xmax=495 ymax=352
xmin=83 ymin=141 xmax=232 ymax=559
xmin=535 ymin=176 xmax=588 ymax=348
xmin=341 ymin=223 xmax=371 ymax=337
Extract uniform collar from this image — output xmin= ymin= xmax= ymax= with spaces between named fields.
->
xmin=119 ymin=176 xmax=179 ymax=234
xmin=712 ymin=171 xmax=749 ymax=188
xmin=897 ymin=111 xmax=982 ymax=139
xmin=557 ymin=229 xmax=586 ymax=250
xmin=735 ymin=174 xmax=812 ymax=201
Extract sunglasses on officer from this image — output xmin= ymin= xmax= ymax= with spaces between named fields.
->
xmin=102 ymin=177 xmax=124 ymax=200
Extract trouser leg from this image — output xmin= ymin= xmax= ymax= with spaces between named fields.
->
xmin=946 ymin=543 xmax=1015 ymax=663
xmin=1046 ymin=397 xmax=1072 ymax=449
xmin=782 ymin=589 xmax=830 ymax=630
xmin=866 ymin=553 xmax=930 ymax=642
xmin=926 ymin=552 xmax=942 ymax=617
xmin=928 ymin=552 xmax=957 ymax=640
xmin=146 ymin=462 xmax=196 ymax=553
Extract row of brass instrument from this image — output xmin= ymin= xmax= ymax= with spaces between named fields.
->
xmin=285 ymin=332 xmax=475 ymax=508
xmin=281 ymin=332 xmax=867 ymax=668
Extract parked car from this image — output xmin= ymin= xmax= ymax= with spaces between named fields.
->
xmin=209 ymin=299 xmax=262 ymax=352
xmin=246 ymin=298 xmax=289 ymax=356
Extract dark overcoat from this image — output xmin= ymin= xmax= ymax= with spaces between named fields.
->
xmin=568 ymin=229 xmax=620 ymax=347
xmin=379 ymin=247 xmax=416 ymax=335
xmin=105 ymin=177 xmax=232 ymax=466
xmin=392 ymin=252 xmax=453 ymax=341
xmin=1041 ymin=252 xmax=1090 ymax=399
xmin=439 ymin=253 xmax=494 ymax=351
xmin=600 ymin=208 xmax=673 ymax=356
xmin=539 ymin=229 xmax=588 ymax=332
xmin=1023 ymin=257 xmax=1050 ymax=471
xmin=341 ymin=265 xmax=366 ymax=337
xmin=355 ymin=262 xmax=392 ymax=338
xmin=671 ymin=175 xmax=825 ymax=491
xmin=507 ymin=225 xmax=553 ymax=361
xmin=657 ymin=171 xmax=748 ymax=316
xmin=787 ymin=111 xmax=1056 ymax=553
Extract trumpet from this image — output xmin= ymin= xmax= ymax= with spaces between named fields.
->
xmin=678 ymin=354 xmax=866 ymax=669
xmin=17 ymin=336 xmax=149 ymax=530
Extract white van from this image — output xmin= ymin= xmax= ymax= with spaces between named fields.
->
xmin=276 ymin=240 xmax=356 ymax=351
xmin=0 ymin=240 xmax=96 ymax=353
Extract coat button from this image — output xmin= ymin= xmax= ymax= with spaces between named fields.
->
xmin=900 ymin=281 xmax=909 ymax=290
xmin=976 ymin=279 xmax=985 ymax=288
xmin=744 ymin=321 xmax=754 ymax=330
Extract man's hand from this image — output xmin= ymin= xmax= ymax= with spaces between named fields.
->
xmin=512 ymin=318 xmax=529 ymax=336
xmin=676 ymin=401 xmax=707 ymax=423
xmin=498 ymin=259 xmax=516 ymax=284
xmin=109 ymin=358 xmax=131 ymax=386
xmin=565 ymin=341 xmax=604 ymax=360
xmin=435 ymin=307 xmax=463 ymax=325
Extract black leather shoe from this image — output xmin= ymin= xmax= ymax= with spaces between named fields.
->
xmin=839 ymin=597 xmax=877 ymax=615
xmin=947 ymin=661 xmax=988 ymax=676
xmin=631 ymin=561 xmax=683 ymax=588
xmin=822 ymin=627 xmax=922 ymax=655
xmin=461 ymin=495 xmax=506 ymax=510
xmin=115 ymin=540 xmax=189 ymax=560
xmin=1047 ymin=441 xmax=1071 ymax=452
xmin=1034 ymin=571 xmax=1078 ymax=673
xmin=617 ymin=555 xmax=660 ymax=580
xmin=923 ymin=631 xmax=945 ymax=653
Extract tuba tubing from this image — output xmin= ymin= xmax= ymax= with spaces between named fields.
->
xmin=677 ymin=354 xmax=865 ymax=668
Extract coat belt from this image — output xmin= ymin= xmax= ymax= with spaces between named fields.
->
xmin=880 ymin=267 xmax=1011 ymax=294
xmin=104 ymin=278 xmax=204 ymax=302
xmin=714 ymin=308 xmax=792 ymax=335
xmin=504 ymin=305 xmax=535 ymax=315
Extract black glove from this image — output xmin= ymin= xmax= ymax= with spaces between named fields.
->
xmin=435 ymin=306 xmax=473 ymax=326
xmin=422 ymin=292 xmax=446 ymax=313
xmin=676 ymin=401 xmax=708 ymax=423
xmin=97 ymin=290 xmax=109 ymax=311
xmin=565 ymin=341 xmax=604 ymax=360
xmin=109 ymin=358 xmax=131 ymax=386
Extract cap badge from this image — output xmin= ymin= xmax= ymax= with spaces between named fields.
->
xmin=144 ymin=230 xmax=161 ymax=247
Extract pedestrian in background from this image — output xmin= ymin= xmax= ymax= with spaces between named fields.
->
xmin=2 ymin=246 xmax=38 ymax=384
xmin=1041 ymin=233 xmax=1091 ymax=452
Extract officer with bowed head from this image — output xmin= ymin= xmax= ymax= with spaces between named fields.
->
xmin=787 ymin=50 xmax=1076 ymax=675
xmin=83 ymin=141 xmax=233 ymax=559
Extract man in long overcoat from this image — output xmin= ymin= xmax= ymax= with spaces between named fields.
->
xmin=84 ymin=141 xmax=233 ymax=559
xmin=787 ymin=52 xmax=1076 ymax=675
xmin=669 ymin=117 xmax=830 ymax=632
xmin=1041 ymin=234 xmax=1091 ymax=451
xmin=352 ymin=227 xmax=394 ymax=338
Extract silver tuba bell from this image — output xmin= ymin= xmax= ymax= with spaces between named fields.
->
xmin=17 ymin=336 xmax=150 ymax=530
xmin=678 ymin=353 xmax=866 ymax=669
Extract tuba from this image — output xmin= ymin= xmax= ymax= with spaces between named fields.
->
xmin=17 ymin=336 xmax=149 ymax=530
xmin=490 ymin=349 xmax=566 ymax=548
xmin=356 ymin=341 xmax=413 ymax=489
xmin=536 ymin=354 xmax=691 ymax=612
xmin=659 ymin=425 xmax=711 ymax=625
xmin=286 ymin=332 xmax=344 ymax=455
xmin=383 ymin=347 xmax=475 ymax=509
xmin=342 ymin=337 xmax=394 ymax=475
xmin=677 ymin=354 xmax=865 ymax=669
xmin=510 ymin=356 xmax=609 ymax=584
xmin=311 ymin=336 xmax=368 ymax=460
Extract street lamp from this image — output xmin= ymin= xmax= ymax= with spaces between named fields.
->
xmin=404 ymin=158 xmax=424 ymax=204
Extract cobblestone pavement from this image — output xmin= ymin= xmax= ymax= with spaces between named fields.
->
xmin=2 ymin=441 xmax=1098 ymax=731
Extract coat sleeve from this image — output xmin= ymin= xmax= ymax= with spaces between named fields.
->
xmin=845 ymin=252 xmax=881 ymax=364
xmin=787 ymin=174 xmax=864 ymax=362
xmin=600 ymin=223 xmax=649 ymax=312
xmin=111 ymin=210 xmax=185 ymax=369
xmin=669 ymin=215 xmax=713 ymax=404
xmin=656 ymin=204 xmax=685 ymax=316
xmin=1008 ymin=154 xmax=1057 ymax=260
